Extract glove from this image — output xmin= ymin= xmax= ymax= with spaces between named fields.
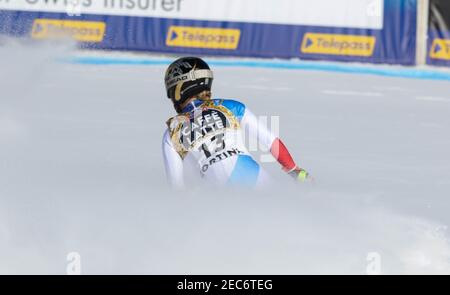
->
xmin=287 ymin=167 xmax=310 ymax=182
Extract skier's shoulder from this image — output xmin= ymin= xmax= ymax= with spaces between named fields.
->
xmin=163 ymin=115 xmax=181 ymax=145
xmin=165 ymin=111 xmax=188 ymax=130
xmin=213 ymin=98 xmax=247 ymax=120
xmin=213 ymin=98 xmax=246 ymax=109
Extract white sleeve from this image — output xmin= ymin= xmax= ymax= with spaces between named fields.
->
xmin=240 ymin=108 xmax=277 ymax=152
xmin=162 ymin=130 xmax=184 ymax=188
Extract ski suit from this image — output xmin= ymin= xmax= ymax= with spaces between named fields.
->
xmin=162 ymin=98 xmax=298 ymax=188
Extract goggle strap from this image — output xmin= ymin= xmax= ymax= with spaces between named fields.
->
xmin=166 ymin=69 xmax=214 ymax=89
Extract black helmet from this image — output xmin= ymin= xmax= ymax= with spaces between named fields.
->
xmin=165 ymin=57 xmax=214 ymax=113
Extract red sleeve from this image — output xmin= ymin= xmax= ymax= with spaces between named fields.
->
xmin=270 ymin=138 xmax=297 ymax=172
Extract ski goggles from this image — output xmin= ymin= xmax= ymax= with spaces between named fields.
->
xmin=165 ymin=69 xmax=214 ymax=90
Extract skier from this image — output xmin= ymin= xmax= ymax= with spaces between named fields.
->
xmin=162 ymin=57 xmax=310 ymax=188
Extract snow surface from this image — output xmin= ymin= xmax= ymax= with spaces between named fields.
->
xmin=1 ymin=40 xmax=450 ymax=274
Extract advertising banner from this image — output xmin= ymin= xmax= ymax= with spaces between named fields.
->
xmin=427 ymin=0 xmax=450 ymax=66
xmin=0 ymin=0 xmax=417 ymax=65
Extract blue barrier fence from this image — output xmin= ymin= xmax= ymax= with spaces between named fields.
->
xmin=68 ymin=55 xmax=450 ymax=81
xmin=0 ymin=0 xmax=418 ymax=65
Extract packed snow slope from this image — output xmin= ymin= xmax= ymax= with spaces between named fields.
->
xmin=1 ymin=40 xmax=450 ymax=274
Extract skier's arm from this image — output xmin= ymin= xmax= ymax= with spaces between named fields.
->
xmin=270 ymin=138 xmax=309 ymax=181
xmin=240 ymin=108 xmax=309 ymax=182
xmin=162 ymin=130 xmax=185 ymax=188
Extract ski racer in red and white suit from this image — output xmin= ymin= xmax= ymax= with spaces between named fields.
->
xmin=162 ymin=57 xmax=310 ymax=188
